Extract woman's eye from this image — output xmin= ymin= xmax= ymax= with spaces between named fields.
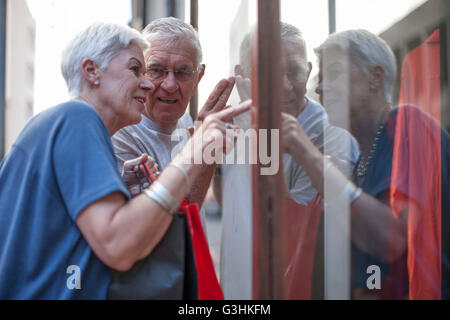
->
xmin=326 ymin=71 xmax=341 ymax=81
xmin=325 ymin=63 xmax=344 ymax=81
xmin=130 ymin=65 xmax=140 ymax=75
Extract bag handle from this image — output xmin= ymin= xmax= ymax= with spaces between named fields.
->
xmin=140 ymin=162 xmax=157 ymax=183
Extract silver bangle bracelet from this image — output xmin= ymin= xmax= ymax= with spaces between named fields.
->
xmin=168 ymin=163 xmax=190 ymax=194
xmin=323 ymin=160 xmax=334 ymax=177
xmin=352 ymin=187 xmax=363 ymax=203
xmin=341 ymin=181 xmax=363 ymax=203
xmin=144 ymin=181 xmax=178 ymax=215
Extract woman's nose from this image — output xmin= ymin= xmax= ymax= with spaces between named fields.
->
xmin=141 ymin=77 xmax=155 ymax=91
xmin=315 ymin=80 xmax=322 ymax=93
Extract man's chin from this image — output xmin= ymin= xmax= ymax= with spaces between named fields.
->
xmin=284 ymin=103 xmax=301 ymax=117
xmin=153 ymin=115 xmax=180 ymax=130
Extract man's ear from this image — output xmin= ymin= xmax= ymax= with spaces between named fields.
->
xmin=193 ymin=64 xmax=205 ymax=90
xmin=306 ymin=61 xmax=313 ymax=82
xmin=235 ymin=64 xmax=244 ymax=77
xmin=369 ymin=65 xmax=385 ymax=91
xmin=198 ymin=63 xmax=205 ymax=82
xmin=81 ymin=58 xmax=100 ymax=86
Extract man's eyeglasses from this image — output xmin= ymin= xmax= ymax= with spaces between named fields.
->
xmin=285 ymin=66 xmax=308 ymax=83
xmin=146 ymin=64 xmax=203 ymax=82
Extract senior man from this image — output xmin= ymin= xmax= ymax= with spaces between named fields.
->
xmin=112 ymin=17 xmax=234 ymax=208
xmin=234 ymin=22 xmax=360 ymax=204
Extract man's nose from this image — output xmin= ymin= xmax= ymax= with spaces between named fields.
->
xmin=282 ymin=74 xmax=293 ymax=92
xmin=160 ymin=71 xmax=179 ymax=93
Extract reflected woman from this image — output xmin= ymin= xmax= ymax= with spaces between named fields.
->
xmin=282 ymin=29 xmax=450 ymax=299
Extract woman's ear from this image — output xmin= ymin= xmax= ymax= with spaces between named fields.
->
xmin=81 ymin=58 xmax=100 ymax=86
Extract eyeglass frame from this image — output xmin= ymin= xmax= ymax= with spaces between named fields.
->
xmin=145 ymin=63 xmax=205 ymax=82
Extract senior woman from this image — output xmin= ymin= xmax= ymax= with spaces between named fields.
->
xmin=281 ymin=29 xmax=449 ymax=299
xmin=112 ymin=17 xmax=235 ymax=208
xmin=0 ymin=22 xmax=250 ymax=299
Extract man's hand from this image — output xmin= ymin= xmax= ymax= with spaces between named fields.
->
xmin=236 ymin=75 xmax=251 ymax=102
xmin=196 ymin=77 xmax=236 ymax=123
xmin=281 ymin=112 xmax=306 ymax=155
xmin=121 ymin=154 xmax=159 ymax=197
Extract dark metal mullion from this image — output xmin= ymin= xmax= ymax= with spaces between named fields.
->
xmin=142 ymin=0 xmax=147 ymax=29
xmin=167 ymin=0 xmax=176 ymax=17
xmin=328 ymin=0 xmax=336 ymax=34
xmin=189 ymin=0 xmax=198 ymax=121
xmin=252 ymin=0 xmax=284 ymax=300
xmin=0 ymin=0 xmax=6 ymax=159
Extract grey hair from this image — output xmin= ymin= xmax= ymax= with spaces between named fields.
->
xmin=314 ymin=29 xmax=397 ymax=104
xmin=61 ymin=22 xmax=148 ymax=98
xmin=143 ymin=17 xmax=202 ymax=66
xmin=239 ymin=22 xmax=307 ymax=76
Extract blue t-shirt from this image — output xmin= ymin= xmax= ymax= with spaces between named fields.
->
xmin=0 ymin=101 xmax=130 ymax=299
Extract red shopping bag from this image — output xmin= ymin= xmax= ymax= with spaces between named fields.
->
xmin=179 ymin=199 xmax=224 ymax=300
xmin=284 ymin=195 xmax=323 ymax=299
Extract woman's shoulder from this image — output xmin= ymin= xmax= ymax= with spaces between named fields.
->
xmin=389 ymin=104 xmax=435 ymax=120
xmin=387 ymin=104 xmax=443 ymax=130
xmin=36 ymin=100 xmax=102 ymax=126
xmin=22 ymin=100 xmax=107 ymax=142
xmin=55 ymin=100 xmax=98 ymax=117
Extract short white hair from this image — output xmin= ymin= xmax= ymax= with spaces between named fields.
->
xmin=314 ymin=29 xmax=397 ymax=104
xmin=239 ymin=22 xmax=307 ymax=77
xmin=143 ymin=17 xmax=202 ymax=66
xmin=61 ymin=22 xmax=148 ymax=98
